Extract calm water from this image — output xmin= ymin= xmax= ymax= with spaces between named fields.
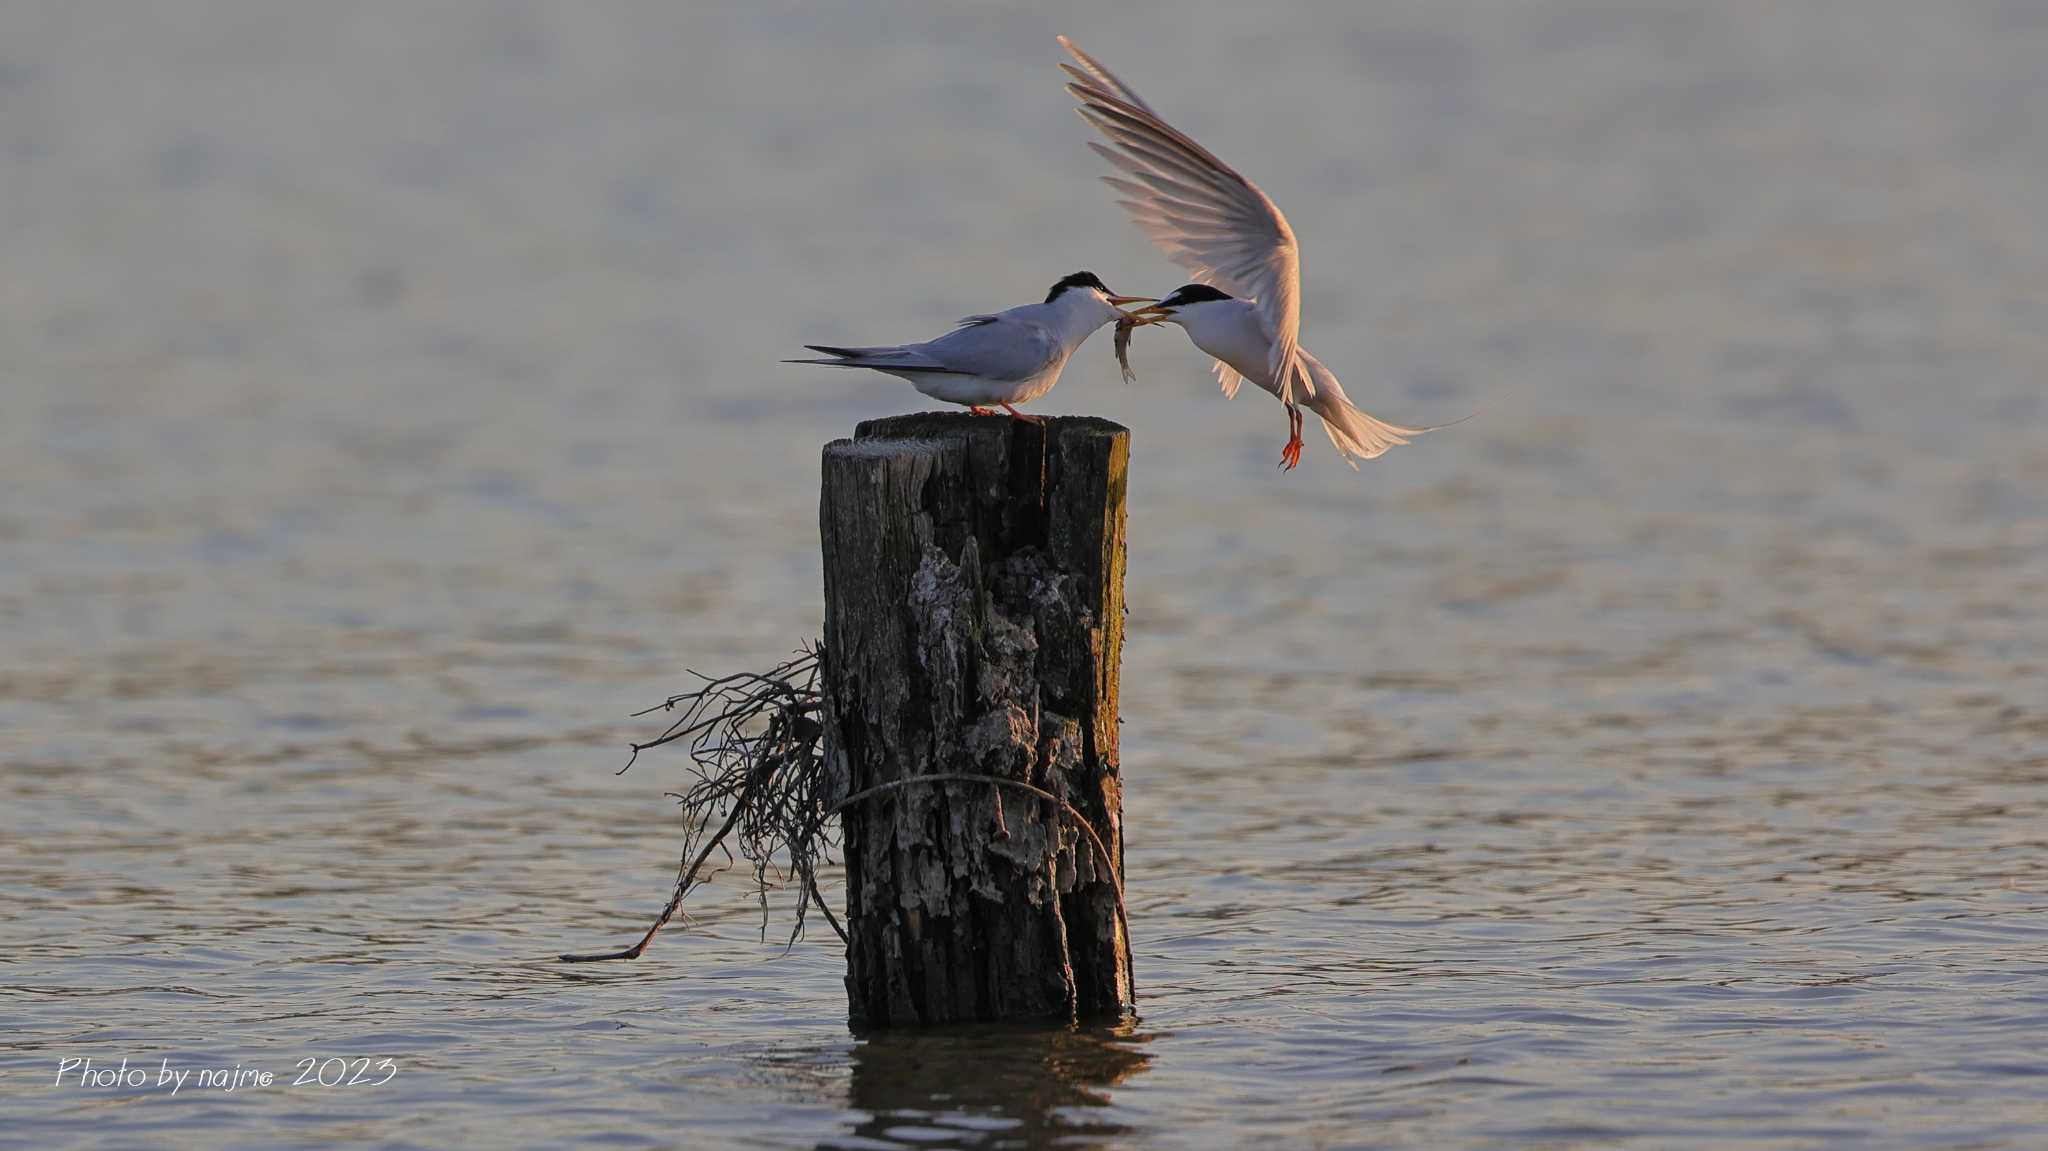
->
xmin=4 ymin=3 xmax=2046 ymax=1147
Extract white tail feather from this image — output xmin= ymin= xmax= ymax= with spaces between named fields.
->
xmin=1297 ymin=349 xmax=1429 ymax=469
xmin=1309 ymin=392 xmax=1428 ymax=469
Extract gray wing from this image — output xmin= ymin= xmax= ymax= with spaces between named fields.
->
xmin=915 ymin=314 xmax=1061 ymax=381
xmin=1059 ymin=36 xmax=1309 ymax=403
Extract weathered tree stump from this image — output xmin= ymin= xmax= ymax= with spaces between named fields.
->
xmin=819 ymin=413 xmax=1131 ymax=1026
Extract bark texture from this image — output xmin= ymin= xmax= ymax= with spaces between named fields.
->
xmin=819 ymin=413 xmax=1130 ymax=1026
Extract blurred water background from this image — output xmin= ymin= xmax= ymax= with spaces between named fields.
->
xmin=3 ymin=2 xmax=2046 ymax=1147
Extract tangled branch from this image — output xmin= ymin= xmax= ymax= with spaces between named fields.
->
xmin=560 ymin=642 xmax=1128 ymax=978
xmin=561 ymin=645 xmax=835 ymax=962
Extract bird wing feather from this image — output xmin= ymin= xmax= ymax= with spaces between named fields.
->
xmin=1059 ymin=37 xmax=1309 ymax=402
xmin=919 ymin=314 xmax=1060 ymax=381
xmin=1212 ymin=360 xmax=1244 ymax=400
xmin=1054 ymin=35 xmax=1162 ymax=116
xmin=788 ymin=344 xmax=966 ymax=372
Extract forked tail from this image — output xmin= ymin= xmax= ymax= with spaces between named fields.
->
xmin=782 ymin=344 xmax=960 ymax=373
xmin=1297 ymin=349 xmax=1439 ymax=469
xmin=1307 ymin=390 xmax=1432 ymax=468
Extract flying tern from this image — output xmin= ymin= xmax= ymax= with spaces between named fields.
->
xmin=787 ymin=272 xmax=1153 ymax=422
xmin=1061 ymin=36 xmax=1437 ymax=468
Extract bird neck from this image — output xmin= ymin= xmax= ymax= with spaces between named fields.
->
xmin=1046 ymin=292 xmax=1118 ymax=348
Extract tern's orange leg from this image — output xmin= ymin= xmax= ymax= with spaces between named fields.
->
xmin=968 ymin=405 xmax=997 ymax=416
xmin=1279 ymin=404 xmax=1305 ymax=471
xmin=1000 ymin=403 xmax=1047 ymax=425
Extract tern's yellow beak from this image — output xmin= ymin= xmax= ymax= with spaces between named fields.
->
xmin=1121 ymin=302 xmax=1173 ymax=325
xmin=1106 ymin=294 xmax=1157 ymax=307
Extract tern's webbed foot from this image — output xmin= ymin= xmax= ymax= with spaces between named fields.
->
xmin=1278 ymin=404 xmax=1304 ymax=470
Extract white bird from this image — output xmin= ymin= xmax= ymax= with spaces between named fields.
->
xmin=787 ymin=272 xmax=1153 ymax=422
xmin=1060 ymin=36 xmax=1437 ymax=469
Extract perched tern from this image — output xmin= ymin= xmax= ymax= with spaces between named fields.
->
xmin=787 ymin=272 xmax=1153 ymax=422
xmin=1060 ymin=37 xmax=1436 ymax=469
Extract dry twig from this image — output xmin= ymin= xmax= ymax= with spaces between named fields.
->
xmin=561 ymin=645 xmax=835 ymax=961
xmin=561 ymin=642 xmax=1128 ymax=983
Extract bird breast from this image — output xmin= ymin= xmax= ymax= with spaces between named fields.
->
xmin=1180 ymin=302 xmax=1278 ymax=388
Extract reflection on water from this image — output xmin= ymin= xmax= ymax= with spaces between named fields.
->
xmin=5 ymin=2 xmax=2048 ymax=1148
xmin=755 ymin=1022 xmax=1152 ymax=1150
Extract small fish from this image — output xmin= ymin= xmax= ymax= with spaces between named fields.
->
xmin=1113 ymin=314 xmax=1141 ymax=385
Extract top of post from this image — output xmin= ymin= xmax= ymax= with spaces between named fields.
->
xmin=853 ymin=412 xmax=1127 ymax=445
xmin=824 ymin=412 xmax=1128 ymax=574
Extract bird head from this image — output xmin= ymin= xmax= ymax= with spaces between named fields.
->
xmin=1123 ymin=282 xmax=1235 ymax=327
xmin=1045 ymin=271 xmax=1155 ymax=321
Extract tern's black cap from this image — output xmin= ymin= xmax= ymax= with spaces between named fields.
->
xmin=1046 ymin=271 xmax=1111 ymax=302
xmin=1160 ymin=283 xmax=1234 ymax=307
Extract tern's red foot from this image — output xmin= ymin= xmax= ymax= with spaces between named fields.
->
xmin=1278 ymin=435 xmax=1304 ymax=470
xmin=968 ymin=405 xmax=997 ymax=416
xmin=1278 ymin=404 xmax=1305 ymax=470
xmin=1000 ymin=403 xmax=1047 ymax=425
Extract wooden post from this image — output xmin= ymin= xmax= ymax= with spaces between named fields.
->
xmin=819 ymin=413 xmax=1131 ymax=1026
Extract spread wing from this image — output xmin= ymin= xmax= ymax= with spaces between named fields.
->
xmin=1058 ymin=36 xmax=1309 ymax=402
